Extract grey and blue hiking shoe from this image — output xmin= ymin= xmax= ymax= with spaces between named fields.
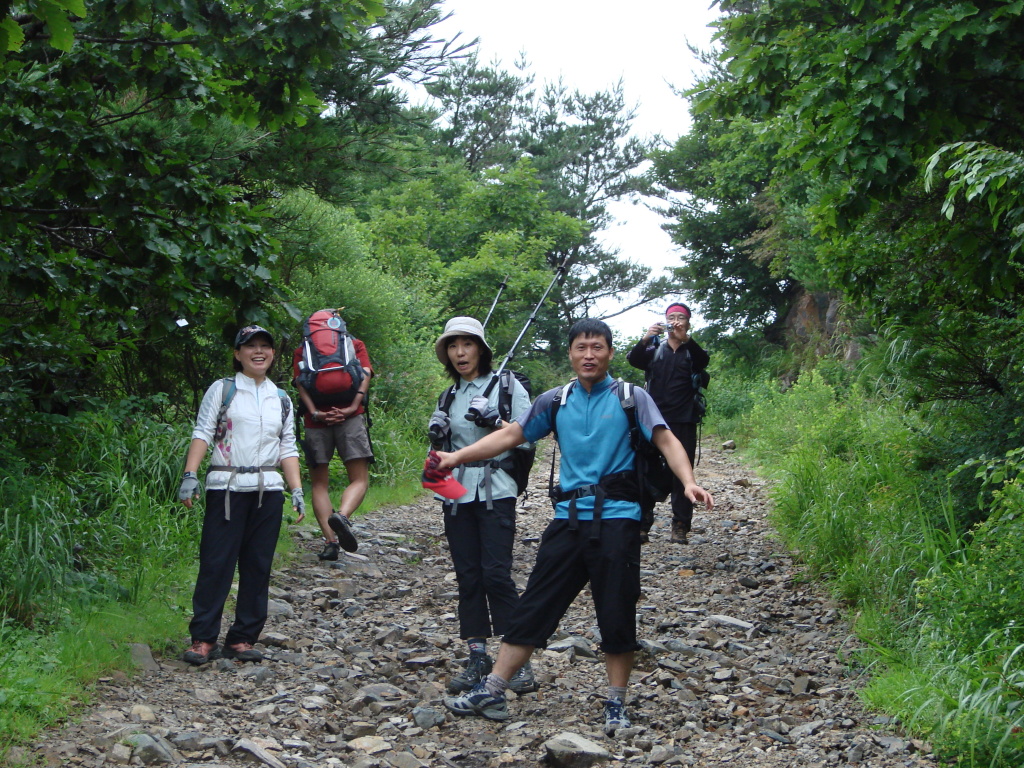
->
xmin=447 ymin=651 xmax=493 ymax=693
xmin=508 ymin=660 xmax=538 ymax=694
xmin=444 ymin=682 xmax=509 ymax=721
xmin=603 ymin=697 xmax=631 ymax=734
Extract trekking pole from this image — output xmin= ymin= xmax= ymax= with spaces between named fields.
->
xmin=482 ymin=275 xmax=510 ymax=329
xmin=493 ymin=257 xmax=568 ymax=377
xmin=466 ymin=258 xmax=570 ymax=423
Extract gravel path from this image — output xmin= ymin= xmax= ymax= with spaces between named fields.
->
xmin=23 ymin=440 xmax=937 ymax=768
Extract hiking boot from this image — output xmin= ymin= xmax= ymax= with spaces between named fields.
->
xmin=222 ymin=642 xmax=263 ymax=662
xmin=328 ymin=512 xmax=358 ymax=552
xmin=318 ymin=540 xmax=340 ymax=561
xmin=508 ymin=660 xmax=538 ymax=694
xmin=603 ymin=697 xmax=631 ymax=734
xmin=444 ymin=682 xmax=509 ymax=721
xmin=670 ymin=520 xmax=688 ymax=544
xmin=447 ymin=651 xmax=493 ymax=693
xmin=182 ymin=641 xmax=220 ymax=666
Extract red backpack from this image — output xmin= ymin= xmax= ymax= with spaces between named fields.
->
xmin=293 ymin=309 xmax=366 ymax=408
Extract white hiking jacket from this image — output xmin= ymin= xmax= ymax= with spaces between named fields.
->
xmin=192 ymin=373 xmax=299 ymax=493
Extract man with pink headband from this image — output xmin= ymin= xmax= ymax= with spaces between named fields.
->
xmin=626 ymin=302 xmax=710 ymax=544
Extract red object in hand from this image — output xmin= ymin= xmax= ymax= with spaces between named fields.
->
xmin=422 ymin=450 xmax=467 ymax=500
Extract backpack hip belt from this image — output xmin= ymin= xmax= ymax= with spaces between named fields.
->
xmin=208 ymin=464 xmax=279 ymax=520
xmin=549 ymin=470 xmax=637 ymax=542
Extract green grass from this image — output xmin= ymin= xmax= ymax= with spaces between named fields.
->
xmin=0 ymin=557 xmax=192 ymax=758
xmin=0 ymin=400 xmax=429 ymax=759
xmin=722 ymin=356 xmax=1024 ymax=767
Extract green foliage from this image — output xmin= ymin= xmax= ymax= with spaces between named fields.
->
xmin=917 ymin=448 xmax=1024 ymax=654
xmin=0 ymin=409 xmax=192 ymax=629
xmin=649 ymin=111 xmax=802 ymax=336
xmin=424 ymin=60 xmax=678 ymax=343
xmin=706 ymin=0 xmax=1024 ymax=227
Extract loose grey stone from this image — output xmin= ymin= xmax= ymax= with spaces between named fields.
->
xmin=233 ymin=737 xmax=287 ymax=768
xmin=411 ymin=706 xmax=445 ymax=729
xmin=547 ymin=636 xmax=597 ymax=658
xmin=129 ymin=643 xmax=161 ymax=673
xmin=126 ymin=733 xmax=179 ymax=764
xmin=267 ymin=598 xmax=294 ymax=617
xmin=543 ymin=732 xmax=611 ymax=767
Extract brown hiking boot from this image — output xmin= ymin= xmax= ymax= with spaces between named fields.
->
xmin=182 ymin=640 xmax=220 ymax=666
xmin=223 ymin=642 xmax=263 ymax=662
xmin=670 ymin=521 xmax=688 ymax=544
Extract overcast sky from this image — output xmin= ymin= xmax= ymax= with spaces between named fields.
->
xmin=429 ymin=0 xmax=721 ymax=337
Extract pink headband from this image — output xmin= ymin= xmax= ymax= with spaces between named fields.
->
xmin=665 ymin=303 xmax=691 ymax=318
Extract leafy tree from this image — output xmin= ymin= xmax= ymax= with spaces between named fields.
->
xmin=0 ymin=0 xmax=467 ymax=435
xmin=691 ymin=0 xmax=1024 ymax=397
xmin=703 ymin=0 xmax=1024 ymax=227
xmin=424 ymin=61 xmax=680 ymax=353
xmin=424 ymin=52 xmax=535 ymax=172
xmin=650 ymin=110 xmax=804 ymax=339
xmin=360 ymin=157 xmax=585 ymax=362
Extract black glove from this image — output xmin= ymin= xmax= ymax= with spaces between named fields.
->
xmin=428 ymin=409 xmax=451 ymax=448
xmin=178 ymin=471 xmax=200 ymax=502
xmin=466 ymin=395 xmax=500 ymax=428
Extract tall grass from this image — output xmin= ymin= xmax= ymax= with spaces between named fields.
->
xmin=723 ymin=353 xmax=1024 ymax=766
xmin=0 ymin=369 xmax=435 ymax=757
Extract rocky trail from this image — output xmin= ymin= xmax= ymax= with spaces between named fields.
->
xmin=24 ymin=440 xmax=938 ymax=768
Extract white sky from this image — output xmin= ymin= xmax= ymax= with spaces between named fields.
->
xmin=430 ymin=0 xmax=720 ymax=337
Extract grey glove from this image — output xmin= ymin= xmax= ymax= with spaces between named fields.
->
xmin=178 ymin=471 xmax=200 ymax=502
xmin=291 ymin=488 xmax=305 ymax=516
xmin=428 ymin=409 xmax=451 ymax=448
xmin=466 ymin=395 xmax=500 ymax=428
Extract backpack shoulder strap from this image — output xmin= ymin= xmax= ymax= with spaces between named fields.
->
xmin=214 ymin=377 xmax=236 ymax=441
xmin=547 ymin=381 xmax=574 ymax=503
xmin=497 ymin=369 xmax=515 ymax=421
xmin=549 ymin=381 xmax=574 ymax=442
xmin=437 ymin=382 xmax=458 ymax=414
xmin=617 ymin=379 xmax=642 ymax=450
xmin=221 ymin=376 xmax=236 ymax=405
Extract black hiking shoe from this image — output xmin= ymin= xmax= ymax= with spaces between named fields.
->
xmin=318 ymin=540 xmax=340 ymax=561
xmin=328 ymin=512 xmax=358 ymax=552
xmin=447 ymin=651 xmax=493 ymax=693
xmin=670 ymin=520 xmax=688 ymax=544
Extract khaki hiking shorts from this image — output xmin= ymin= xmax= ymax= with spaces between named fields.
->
xmin=304 ymin=414 xmax=373 ymax=465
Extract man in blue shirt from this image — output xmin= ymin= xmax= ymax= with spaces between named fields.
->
xmin=433 ymin=319 xmax=714 ymax=733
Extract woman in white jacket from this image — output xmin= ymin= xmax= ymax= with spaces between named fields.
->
xmin=177 ymin=325 xmax=304 ymax=665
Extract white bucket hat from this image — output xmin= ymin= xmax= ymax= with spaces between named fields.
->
xmin=435 ymin=316 xmax=492 ymax=365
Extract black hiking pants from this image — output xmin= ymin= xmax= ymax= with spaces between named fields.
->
xmin=668 ymin=421 xmax=698 ymax=532
xmin=189 ymin=489 xmax=283 ymax=646
xmin=443 ymin=498 xmax=519 ymax=640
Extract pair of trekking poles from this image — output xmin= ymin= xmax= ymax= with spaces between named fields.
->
xmin=466 ymin=258 xmax=568 ymax=421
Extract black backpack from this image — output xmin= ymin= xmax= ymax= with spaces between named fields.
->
xmin=548 ymin=379 xmax=672 ymax=534
xmin=650 ymin=342 xmax=709 ymax=424
xmin=438 ymin=369 xmax=537 ymax=497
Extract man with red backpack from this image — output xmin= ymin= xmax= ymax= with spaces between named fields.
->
xmin=292 ymin=309 xmax=373 ymax=560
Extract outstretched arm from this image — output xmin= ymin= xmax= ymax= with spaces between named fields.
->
xmin=652 ymin=426 xmax=714 ymax=509
xmin=435 ymin=422 xmax=527 ymax=470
